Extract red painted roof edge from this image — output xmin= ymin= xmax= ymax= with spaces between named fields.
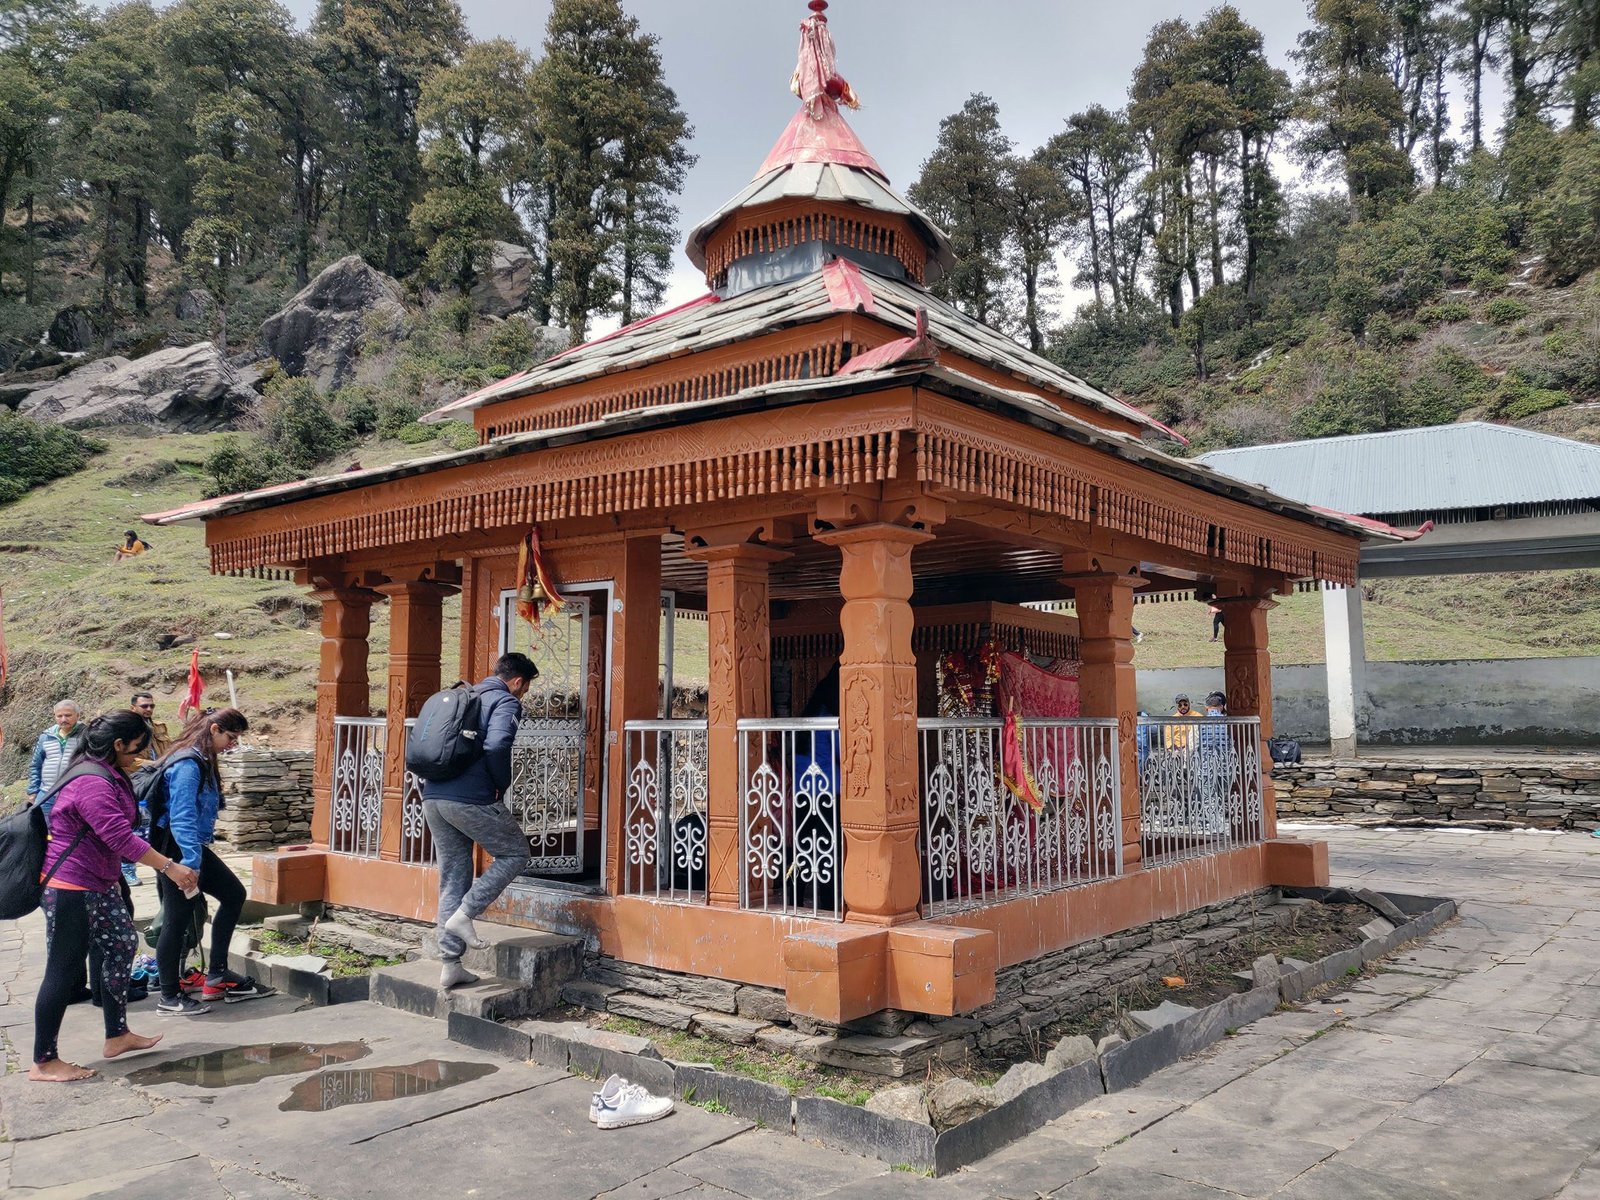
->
xmin=1308 ymin=506 xmax=1433 ymax=540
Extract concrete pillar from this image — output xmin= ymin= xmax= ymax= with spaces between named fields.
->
xmin=374 ymin=578 xmax=450 ymax=862
xmin=814 ymin=523 xmax=933 ymax=925
xmin=1219 ymin=594 xmax=1278 ymax=840
xmin=689 ymin=542 xmax=787 ymax=908
xmin=308 ymin=587 xmax=376 ymax=847
xmin=1322 ymin=585 xmax=1366 ymax=760
xmin=1068 ymin=571 xmax=1145 ymax=872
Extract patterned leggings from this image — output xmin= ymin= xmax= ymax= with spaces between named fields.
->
xmin=34 ymin=886 xmax=137 ymax=1064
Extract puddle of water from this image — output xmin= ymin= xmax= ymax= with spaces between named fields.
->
xmin=128 ymin=1042 xmax=371 ymax=1089
xmin=279 ymin=1060 xmax=498 ymax=1113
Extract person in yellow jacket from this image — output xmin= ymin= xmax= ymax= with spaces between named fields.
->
xmin=1165 ymin=694 xmax=1204 ymax=750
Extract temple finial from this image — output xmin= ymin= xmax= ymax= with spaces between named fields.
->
xmin=790 ymin=0 xmax=859 ymax=119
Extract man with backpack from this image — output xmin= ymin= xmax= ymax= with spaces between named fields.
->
xmin=417 ymin=653 xmax=536 ymax=989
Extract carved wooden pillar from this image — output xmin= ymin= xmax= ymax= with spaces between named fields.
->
xmin=308 ymin=587 xmax=376 ymax=847
xmin=687 ymin=541 xmax=788 ymax=908
xmin=1070 ymin=571 xmax=1145 ymax=872
xmin=1218 ymin=594 xmax=1278 ymax=839
xmin=814 ymin=524 xmax=932 ymax=925
xmin=374 ymin=577 xmax=452 ymax=862
xmin=607 ymin=534 xmax=663 ymax=894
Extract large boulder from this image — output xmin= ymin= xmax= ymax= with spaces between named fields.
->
xmin=17 ymin=341 xmax=259 ymax=431
xmin=259 ymin=254 xmax=410 ymax=391
xmin=470 ymin=241 xmax=536 ymax=318
xmin=47 ymin=305 xmax=100 ymax=353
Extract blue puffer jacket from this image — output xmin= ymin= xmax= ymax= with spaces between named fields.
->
xmin=421 ymin=677 xmax=522 ymax=806
xmin=158 ymin=752 xmax=221 ymax=870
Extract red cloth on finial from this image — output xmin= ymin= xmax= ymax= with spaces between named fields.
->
xmin=791 ymin=2 xmax=858 ymax=118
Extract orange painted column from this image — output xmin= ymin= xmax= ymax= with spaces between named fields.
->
xmin=308 ymin=588 xmax=375 ymax=847
xmin=815 ymin=524 xmax=933 ymax=926
xmin=690 ymin=543 xmax=787 ymax=908
xmin=1219 ymin=595 xmax=1278 ymax=838
xmin=606 ymin=534 xmax=663 ymax=894
xmin=374 ymin=579 xmax=449 ymax=862
xmin=1071 ymin=572 xmax=1145 ymax=872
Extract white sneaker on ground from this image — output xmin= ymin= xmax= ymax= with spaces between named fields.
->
xmin=594 ymin=1078 xmax=674 ymax=1129
xmin=590 ymin=1074 xmax=626 ymax=1123
xmin=444 ymin=907 xmax=488 ymax=950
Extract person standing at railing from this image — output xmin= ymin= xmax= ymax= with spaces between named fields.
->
xmin=1164 ymin=694 xmax=1204 ymax=749
xmin=421 ymin=653 xmax=536 ymax=990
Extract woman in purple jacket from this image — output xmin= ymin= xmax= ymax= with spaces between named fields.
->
xmin=30 ymin=711 xmax=199 ymax=1082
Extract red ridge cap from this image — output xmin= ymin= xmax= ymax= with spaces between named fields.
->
xmin=821 ymin=258 xmax=876 ymax=313
xmin=1308 ymin=506 xmax=1433 ymax=540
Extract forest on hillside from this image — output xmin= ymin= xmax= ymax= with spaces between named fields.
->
xmin=0 ymin=0 xmax=1597 ymax=480
xmin=908 ymin=0 xmax=1600 ymax=447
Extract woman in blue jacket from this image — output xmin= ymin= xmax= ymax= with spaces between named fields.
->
xmin=150 ymin=708 xmax=270 ymax=1015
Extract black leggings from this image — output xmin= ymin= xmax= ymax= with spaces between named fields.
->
xmin=155 ymin=846 xmax=245 ymax=1000
xmin=34 ymin=887 xmax=137 ymax=1063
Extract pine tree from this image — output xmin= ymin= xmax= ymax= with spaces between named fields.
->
xmin=1295 ymin=0 xmax=1416 ymax=214
xmin=411 ymin=38 xmax=534 ymax=329
xmin=1007 ymin=151 xmax=1075 ymax=353
xmin=313 ymin=0 xmax=465 ymax=276
xmin=1046 ymin=105 xmax=1142 ymax=312
xmin=531 ymin=0 xmax=691 ymax=341
xmin=908 ymin=93 xmax=1016 ymax=329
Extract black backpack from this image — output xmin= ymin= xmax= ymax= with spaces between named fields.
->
xmin=404 ymin=682 xmax=484 ymax=782
xmin=1268 ymin=736 xmax=1303 ymax=764
xmin=0 ymin=762 xmax=116 ymax=920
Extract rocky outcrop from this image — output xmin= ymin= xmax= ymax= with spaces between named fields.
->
xmin=17 ymin=341 xmax=260 ymax=431
xmin=47 ymin=305 xmax=100 ymax=352
xmin=259 ymin=254 xmax=410 ymax=390
xmin=470 ymin=241 xmax=536 ymax=318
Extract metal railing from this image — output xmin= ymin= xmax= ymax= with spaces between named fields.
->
xmin=918 ymin=717 xmax=1122 ymax=916
xmin=620 ymin=720 xmax=711 ymax=902
xmin=330 ymin=717 xmax=385 ymax=858
xmin=738 ymin=718 xmax=842 ymax=920
xmin=1138 ymin=717 xmax=1265 ymax=864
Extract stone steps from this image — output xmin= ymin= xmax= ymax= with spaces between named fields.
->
xmin=372 ymin=921 xmax=584 ymax=1024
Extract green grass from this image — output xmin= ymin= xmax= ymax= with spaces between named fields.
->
xmin=255 ymin=927 xmax=405 ymax=978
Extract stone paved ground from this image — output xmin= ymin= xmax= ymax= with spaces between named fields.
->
xmin=5 ymin=824 xmax=1600 ymax=1199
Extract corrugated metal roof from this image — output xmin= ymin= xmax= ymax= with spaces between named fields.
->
xmin=1196 ymin=423 xmax=1600 ymax=515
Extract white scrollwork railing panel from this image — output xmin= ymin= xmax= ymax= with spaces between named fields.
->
xmin=621 ymin=721 xmax=709 ymax=902
xmin=737 ymin=720 xmax=841 ymax=920
xmin=330 ymin=718 xmax=385 ymax=858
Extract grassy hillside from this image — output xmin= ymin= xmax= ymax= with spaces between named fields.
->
xmin=0 ymin=431 xmax=464 ymax=800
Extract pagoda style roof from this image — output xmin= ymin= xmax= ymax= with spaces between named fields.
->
xmin=684 ymin=126 xmax=955 ymax=283
xmin=147 ymin=361 xmax=1394 ymax=553
xmin=426 ymin=260 xmax=1162 ymax=436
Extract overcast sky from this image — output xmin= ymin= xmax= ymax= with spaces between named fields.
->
xmin=278 ymin=1 xmax=1501 ymax=315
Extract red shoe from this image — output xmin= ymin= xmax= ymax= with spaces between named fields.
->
xmin=178 ymin=969 xmax=207 ymax=994
xmin=200 ymin=970 xmax=273 ymax=1003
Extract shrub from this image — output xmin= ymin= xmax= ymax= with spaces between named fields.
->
xmin=261 ymin=377 xmax=353 ymax=472
xmin=376 ymin=395 xmax=423 ymax=439
xmin=203 ymin=436 xmax=294 ymax=497
xmin=1401 ymin=346 xmax=1491 ymax=425
xmin=435 ymin=421 xmax=479 ymax=450
xmin=1491 ymin=370 xmax=1571 ymax=419
xmin=396 ymin=421 xmax=437 ymax=444
xmin=0 ymin=412 xmax=106 ymax=504
xmin=1531 ymin=130 xmax=1600 ymax=284
xmin=1485 ymin=297 xmax=1531 ymax=326
xmin=1417 ymin=300 xmax=1471 ymax=324
xmin=330 ymin=386 xmax=379 ymax=436
xmin=1294 ymin=350 xmax=1404 ymax=436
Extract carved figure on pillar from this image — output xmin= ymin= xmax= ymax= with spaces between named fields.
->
xmin=815 ymin=520 xmax=933 ymax=924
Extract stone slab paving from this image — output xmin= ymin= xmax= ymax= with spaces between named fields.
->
xmin=8 ymin=823 xmax=1600 ymax=1197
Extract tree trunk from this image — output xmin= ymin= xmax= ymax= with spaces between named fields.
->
xmin=1206 ymin=156 xmax=1224 ymax=291
xmin=24 ymin=188 xmax=35 ymax=306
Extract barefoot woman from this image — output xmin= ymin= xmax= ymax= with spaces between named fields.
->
xmin=30 ymin=710 xmax=199 ymax=1082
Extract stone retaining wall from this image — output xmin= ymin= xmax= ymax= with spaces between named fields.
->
xmin=214 ymin=747 xmax=314 ymax=850
xmin=1275 ymin=760 xmax=1600 ymax=829
xmin=566 ymin=887 xmax=1289 ymax=1072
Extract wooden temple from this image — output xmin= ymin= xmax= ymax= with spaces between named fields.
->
xmin=147 ymin=4 xmax=1389 ymax=1022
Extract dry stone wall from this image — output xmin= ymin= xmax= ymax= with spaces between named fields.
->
xmin=1275 ymin=760 xmax=1600 ymax=829
xmin=214 ymin=747 xmax=314 ymax=850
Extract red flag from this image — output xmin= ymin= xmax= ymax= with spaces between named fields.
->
xmin=514 ymin=526 xmax=566 ymax=626
xmin=179 ymin=647 xmax=205 ymax=718
xmin=1001 ymin=700 xmax=1044 ymax=812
